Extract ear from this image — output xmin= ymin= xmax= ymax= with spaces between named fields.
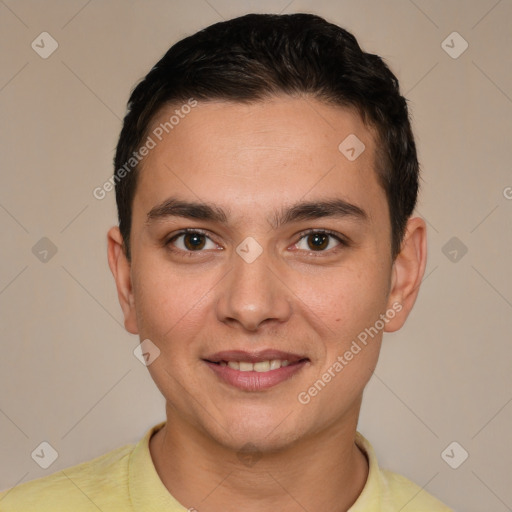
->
xmin=384 ymin=216 xmax=427 ymax=332
xmin=107 ymin=226 xmax=138 ymax=334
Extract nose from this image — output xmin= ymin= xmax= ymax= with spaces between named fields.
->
xmin=215 ymin=244 xmax=293 ymax=332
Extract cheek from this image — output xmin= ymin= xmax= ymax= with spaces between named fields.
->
xmin=132 ymin=261 xmax=212 ymax=404
xmin=131 ymin=256 xmax=211 ymax=345
xmin=291 ymin=256 xmax=391 ymax=338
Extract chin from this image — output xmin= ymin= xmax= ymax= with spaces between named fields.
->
xmin=204 ymin=412 xmax=306 ymax=454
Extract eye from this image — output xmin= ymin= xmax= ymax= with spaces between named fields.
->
xmin=294 ymin=230 xmax=346 ymax=253
xmin=166 ymin=229 xmax=219 ymax=254
xmin=165 ymin=228 xmax=348 ymax=257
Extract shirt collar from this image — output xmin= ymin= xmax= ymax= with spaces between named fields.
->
xmin=348 ymin=431 xmax=386 ymax=511
xmin=129 ymin=421 xmax=186 ymax=511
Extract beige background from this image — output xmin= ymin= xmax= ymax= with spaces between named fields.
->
xmin=1 ymin=1 xmax=511 ymax=510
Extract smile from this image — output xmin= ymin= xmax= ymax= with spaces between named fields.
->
xmin=217 ymin=359 xmax=291 ymax=372
xmin=203 ymin=350 xmax=309 ymax=391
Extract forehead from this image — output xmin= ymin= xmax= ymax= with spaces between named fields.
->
xmin=144 ymin=95 xmax=374 ymax=164
xmin=134 ymin=96 xmax=386 ymax=227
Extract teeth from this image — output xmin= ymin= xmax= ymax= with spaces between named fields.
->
xmin=223 ymin=359 xmax=291 ymax=372
xmin=253 ymin=361 xmax=270 ymax=372
xmin=239 ymin=361 xmax=253 ymax=372
xmin=270 ymin=359 xmax=281 ymax=370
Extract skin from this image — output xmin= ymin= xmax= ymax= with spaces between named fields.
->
xmin=107 ymin=95 xmax=427 ymax=512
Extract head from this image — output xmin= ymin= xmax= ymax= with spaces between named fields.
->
xmin=108 ymin=13 xmax=426 ymax=453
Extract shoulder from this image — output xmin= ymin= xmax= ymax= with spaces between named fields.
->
xmin=0 ymin=442 xmax=134 ymax=512
xmin=353 ymin=431 xmax=453 ymax=512
xmin=380 ymin=468 xmax=453 ymax=511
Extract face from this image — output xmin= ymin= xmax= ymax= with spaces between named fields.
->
xmin=108 ymin=95 xmax=425 ymax=452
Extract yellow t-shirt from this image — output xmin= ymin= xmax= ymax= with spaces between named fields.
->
xmin=0 ymin=422 xmax=453 ymax=511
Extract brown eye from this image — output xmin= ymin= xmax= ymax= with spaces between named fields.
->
xmin=182 ymin=232 xmax=206 ymax=251
xmin=295 ymin=230 xmax=345 ymax=253
xmin=307 ymin=233 xmax=329 ymax=251
xmin=166 ymin=230 xmax=217 ymax=253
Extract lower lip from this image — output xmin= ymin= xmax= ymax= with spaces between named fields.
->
xmin=204 ymin=360 xmax=308 ymax=391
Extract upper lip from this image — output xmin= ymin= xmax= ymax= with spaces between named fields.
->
xmin=204 ymin=349 xmax=308 ymax=364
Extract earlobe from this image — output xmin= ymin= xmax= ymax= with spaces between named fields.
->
xmin=107 ymin=226 xmax=139 ymax=335
xmin=384 ymin=217 xmax=427 ymax=333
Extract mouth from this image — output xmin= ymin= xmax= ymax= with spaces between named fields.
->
xmin=203 ymin=349 xmax=310 ymax=391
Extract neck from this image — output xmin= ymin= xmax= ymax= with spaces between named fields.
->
xmin=150 ymin=404 xmax=369 ymax=512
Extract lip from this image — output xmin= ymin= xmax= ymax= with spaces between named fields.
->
xmin=203 ymin=349 xmax=309 ymax=392
xmin=204 ymin=349 xmax=306 ymax=364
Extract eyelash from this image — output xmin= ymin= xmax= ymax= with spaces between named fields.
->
xmin=164 ymin=228 xmax=348 ymax=257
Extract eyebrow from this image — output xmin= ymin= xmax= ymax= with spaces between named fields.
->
xmin=146 ymin=197 xmax=368 ymax=229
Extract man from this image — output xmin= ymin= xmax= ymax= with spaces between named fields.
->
xmin=0 ymin=12 xmax=453 ymax=511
